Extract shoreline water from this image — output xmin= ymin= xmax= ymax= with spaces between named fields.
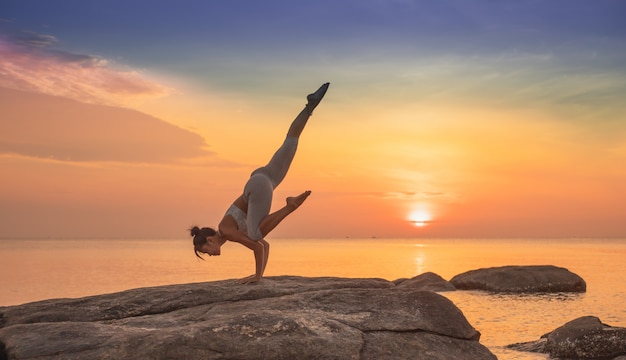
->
xmin=1 ymin=238 xmax=625 ymax=359
xmin=0 ymin=237 xmax=618 ymax=301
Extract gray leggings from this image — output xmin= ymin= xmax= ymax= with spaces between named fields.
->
xmin=243 ymin=136 xmax=298 ymax=240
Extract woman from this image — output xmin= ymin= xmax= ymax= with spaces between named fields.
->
xmin=190 ymin=82 xmax=330 ymax=284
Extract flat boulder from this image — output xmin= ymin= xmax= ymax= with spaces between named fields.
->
xmin=0 ymin=276 xmax=496 ymax=360
xmin=508 ymin=316 xmax=626 ymax=359
xmin=450 ymin=265 xmax=586 ymax=293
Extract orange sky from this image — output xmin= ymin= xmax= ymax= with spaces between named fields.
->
xmin=2 ymin=82 xmax=625 ymax=238
xmin=2 ymin=2 xmax=625 ymax=239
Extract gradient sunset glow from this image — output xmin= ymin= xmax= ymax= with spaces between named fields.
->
xmin=1 ymin=1 xmax=625 ymax=239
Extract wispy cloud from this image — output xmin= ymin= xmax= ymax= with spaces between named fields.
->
xmin=0 ymin=87 xmax=212 ymax=164
xmin=0 ymin=31 xmax=170 ymax=106
xmin=15 ymin=30 xmax=58 ymax=47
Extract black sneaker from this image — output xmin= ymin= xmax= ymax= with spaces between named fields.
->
xmin=306 ymin=82 xmax=330 ymax=108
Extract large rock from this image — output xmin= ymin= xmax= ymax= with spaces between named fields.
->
xmin=450 ymin=265 xmax=586 ymax=293
xmin=394 ymin=272 xmax=456 ymax=292
xmin=508 ymin=316 xmax=626 ymax=359
xmin=0 ymin=276 xmax=496 ymax=360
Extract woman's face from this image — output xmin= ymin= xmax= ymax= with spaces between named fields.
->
xmin=200 ymin=235 xmax=221 ymax=256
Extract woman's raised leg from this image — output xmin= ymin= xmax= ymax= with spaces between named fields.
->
xmin=244 ymin=84 xmax=329 ymax=240
xmin=259 ymin=83 xmax=330 ymax=188
xmin=286 ymin=82 xmax=330 ymax=139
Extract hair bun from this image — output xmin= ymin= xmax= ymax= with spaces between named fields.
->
xmin=190 ymin=226 xmax=201 ymax=237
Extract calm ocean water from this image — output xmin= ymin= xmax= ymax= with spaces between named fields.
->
xmin=1 ymin=237 xmax=625 ymax=359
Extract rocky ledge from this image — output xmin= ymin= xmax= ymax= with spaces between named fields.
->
xmin=508 ymin=316 xmax=626 ymax=359
xmin=0 ymin=275 xmax=496 ymax=360
xmin=450 ymin=265 xmax=586 ymax=293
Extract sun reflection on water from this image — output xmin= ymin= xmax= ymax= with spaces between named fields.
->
xmin=414 ymin=243 xmax=427 ymax=274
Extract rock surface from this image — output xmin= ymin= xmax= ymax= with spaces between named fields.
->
xmin=450 ymin=265 xmax=586 ymax=293
xmin=394 ymin=272 xmax=457 ymax=292
xmin=508 ymin=316 xmax=626 ymax=359
xmin=0 ymin=276 xmax=496 ymax=360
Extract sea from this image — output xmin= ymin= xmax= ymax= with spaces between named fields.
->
xmin=1 ymin=237 xmax=625 ymax=359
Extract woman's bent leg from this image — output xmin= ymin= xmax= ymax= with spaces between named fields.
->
xmin=244 ymin=174 xmax=274 ymax=240
xmin=259 ymin=191 xmax=311 ymax=236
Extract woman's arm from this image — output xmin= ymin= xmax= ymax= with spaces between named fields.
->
xmin=244 ymin=239 xmax=265 ymax=284
xmin=222 ymin=228 xmax=266 ymax=284
xmin=241 ymin=239 xmax=270 ymax=283
xmin=238 ymin=241 xmax=268 ymax=285
xmin=259 ymin=239 xmax=270 ymax=274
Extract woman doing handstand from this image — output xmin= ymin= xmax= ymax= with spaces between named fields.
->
xmin=190 ymin=83 xmax=330 ymax=284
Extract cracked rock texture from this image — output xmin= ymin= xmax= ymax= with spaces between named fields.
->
xmin=0 ymin=276 xmax=495 ymax=359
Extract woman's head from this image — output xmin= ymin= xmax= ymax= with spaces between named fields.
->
xmin=190 ymin=226 xmax=219 ymax=259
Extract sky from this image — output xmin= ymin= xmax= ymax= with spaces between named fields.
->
xmin=1 ymin=0 xmax=625 ymax=239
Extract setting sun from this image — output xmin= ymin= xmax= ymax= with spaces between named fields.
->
xmin=408 ymin=209 xmax=432 ymax=227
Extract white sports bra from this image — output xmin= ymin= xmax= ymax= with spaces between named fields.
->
xmin=225 ymin=204 xmax=247 ymax=235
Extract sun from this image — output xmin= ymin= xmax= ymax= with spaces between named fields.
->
xmin=408 ymin=209 xmax=432 ymax=227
